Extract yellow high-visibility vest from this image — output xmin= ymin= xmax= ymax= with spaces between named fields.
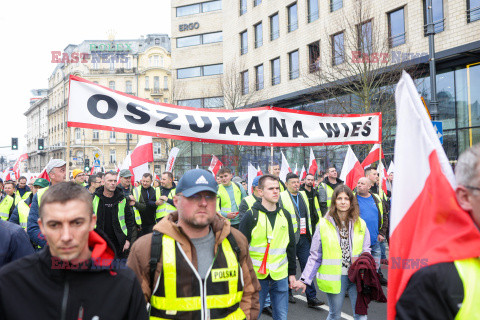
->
xmin=154 ymin=187 xmax=176 ymax=221
xmin=0 ymin=195 xmax=14 ymax=221
xmin=92 ymin=196 xmax=128 ymax=236
xmin=454 ymin=258 xmax=480 ymax=319
xmin=17 ymin=199 xmax=30 ymax=229
xmin=217 ymin=183 xmax=243 ymax=215
xmin=280 ymin=190 xmax=312 ymax=235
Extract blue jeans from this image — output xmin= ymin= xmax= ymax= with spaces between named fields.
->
xmin=380 ymin=241 xmax=387 ymax=260
xmin=326 ymin=275 xmax=367 ymax=320
xmin=296 ymin=235 xmax=317 ymax=300
xmin=370 ymin=242 xmax=381 ymax=272
xmin=258 ymin=277 xmax=288 ymax=320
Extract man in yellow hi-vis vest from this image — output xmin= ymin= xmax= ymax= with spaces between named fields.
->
xmin=127 ymin=169 xmax=261 ymax=319
xmin=396 ymin=143 xmax=480 ymax=319
xmin=155 ymin=171 xmax=176 ymax=221
xmin=240 ymin=174 xmax=296 ymax=320
xmin=217 ymin=168 xmax=247 ymax=229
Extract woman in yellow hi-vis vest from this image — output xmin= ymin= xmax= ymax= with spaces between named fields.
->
xmin=293 ymin=185 xmax=371 ymax=320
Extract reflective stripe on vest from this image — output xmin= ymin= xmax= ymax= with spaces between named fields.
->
xmin=316 ymin=217 xmax=366 ymax=294
xmin=155 ymin=187 xmax=176 ymax=220
xmin=249 ymin=209 xmax=289 ymax=280
xmin=92 ymin=196 xmax=128 ymax=236
xmin=280 ymin=190 xmax=312 ymax=235
xmin=150 ymin=235 xmax=245 ymax=319
xmin=454 ymin=258 xmax=480 ymax=319
xmin=36 ymin=187 xmax=50 ymax=207
xmin=0 ymin=195 xmax=14 ymax=221
xmin=217 ymin=183 xmax=242 ymax=215
xmin=243 ymin=195 xmax=257 ymax=210
xmin=17 ymin=200 xmax=30 ymax=229
xmin=132 ymin=187 xmax=142 ymax=225
xmin=15 ymin=190 xmax=32 ymax=201
xmin=371 ymin=193 xmax=384 ymax=228
xmin=320 ymin=183 xmax=334 ymax=208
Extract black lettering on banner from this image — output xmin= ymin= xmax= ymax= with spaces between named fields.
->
xmin=155 ymin=111 xmax=181 ymax=130
xmin=186 ymin=115 xmax=212 ymax=133
xmin=125 ymin=103 xmax=150 ymax=124
xmin=341 ymin=123 xmax=350 ymax=137
xmin=351 ymin=121 xmax=362 ymax=136
xmin=87 ymin=94 xmax=118 ymax=119
xmin=292 ymin=121 xmax=308 ymax=138
xmin=218 ymin=117 xmax=240 ymax=135
xmin=244 ymin=116 xmax=264 ymax=136
xmin=319 ymin=123 xmax=340 ymax=138
xmin=269 ymin=118 xmax=288 ymax=137
xmin=361 ymin=117 xmax=372 ymax=137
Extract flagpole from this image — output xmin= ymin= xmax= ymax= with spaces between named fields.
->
xmin=379 ymin=144 xmax=382 ymax=198
xmin=66 ymin=128 xmax=71 ymax=178
xmin=270 ymin=145 xmax=274 ymax=171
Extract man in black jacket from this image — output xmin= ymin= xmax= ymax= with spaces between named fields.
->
xmin=93 ymin=171 xmax=135 ymax=259
xmin=0 ymin=182 xmax=147 ymax=320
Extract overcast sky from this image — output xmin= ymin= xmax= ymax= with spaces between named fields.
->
xmin=0 ymin=0 xmax=171 ymax=161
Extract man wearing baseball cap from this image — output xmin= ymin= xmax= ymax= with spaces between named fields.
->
xmin=27 ymin=159 xmax=66 ymax=249
xmin=128 ymin=169 xmax=260 ymax=319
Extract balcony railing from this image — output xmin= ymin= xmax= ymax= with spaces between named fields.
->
xmin=389 ymin=32 xmax=406 ymax=48
xmin=467 ymin=5 xmax=480 ymax=22
xmin=423 ymin=18 xmax=446 ymax=35
xmin=150 ymin=89 xmax=164 ymax=95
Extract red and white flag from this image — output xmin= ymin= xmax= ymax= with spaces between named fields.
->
xmin=279 ymin=151 xmax=291 ymax=182
xmin=378 ymin=161 xmax=388 ymax=195
xmin=12 ymin=153 xmax=28 ymax=178
xmin=387 ymin=161 xmax=395 ymax=175
xmin=308 ymin=148 xmax=318 ymax=175
xmin=299 ymin=165 xmax=307 ymax=180
xmin=120 ymin=136 xmax=154 ymax=183
xmin=361 ymin=144 xmax=384 ymax=169
xmin=339 ymin=146 xmax=364 ymax=190
xmin=257 ymin=165 xmax=263 ymax=176
xmin=247 ymin=162 xmax=258 ymax=195
xmin=38 ymin=159 xmax=54 ymax=182
xmin=293 ymin=163 xmax=298 ymax=176
xmin=208 ymin=155 xmax=223 ymax=176
xmin=387 ymin=72 xmax=480 ymax=319
xmin=165 ymin=147 xmax=180 ymax=172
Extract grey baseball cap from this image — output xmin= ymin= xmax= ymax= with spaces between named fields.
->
xmin=176 ymin=169 xmax=218 ymax=197
xmin=46 ymin=159 xmax=66 ymax=173
xmin=119 ymin=169 xmax=133 ymax=178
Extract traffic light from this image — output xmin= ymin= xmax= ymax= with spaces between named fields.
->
xmin=38 ymin=138 xmax=44 ymax=151
xmin=85 ymin=158 xmax=90 ymax=171
xmin=11 ymin=138 xmax=18 ymax=150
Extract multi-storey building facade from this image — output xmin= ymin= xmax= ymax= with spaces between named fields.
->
xmin=171 ymin=0 xmax=480 ymax=174
xmin=35 ymin=34 xmax=173 ymax=175
xmin=25 ymin=95 xmax=49 ymax=172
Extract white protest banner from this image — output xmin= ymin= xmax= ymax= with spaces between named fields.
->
xmin=68 ymin=76 xmax=382 ymax=146
xmin=165 ymin=147 xmax=180 ymax=172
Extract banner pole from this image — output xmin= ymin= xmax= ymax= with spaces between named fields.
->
xmin=66 ymin=129 xmax=70 ymax=179
xmin=379 ymin=143 xmax=382 ymax=198
xmin=270 ymin=145 xmax=274 ymax=172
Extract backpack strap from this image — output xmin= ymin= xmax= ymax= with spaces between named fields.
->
xmin=226 ymin=232 xmax=241 ymax=261
xmin=150 ymin=230 xmax=163 ymax=290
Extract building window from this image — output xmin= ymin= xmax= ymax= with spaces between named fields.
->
xmin=308 ymin=0 xmax=319 ymax=22
xmin=153 ymin=142 xmax=162 ymax=155
xmin=178 ymin=97 xmax=224 ymax=108
xmin=467 ymin=0 xmax=480 ymax=22
xmin=289 ymin=50 xmax=299 ymax=80
xmin=388 ymin=8 xmax=406 ymax=47
xmin=154 ymin=76 xmax=160 ymax=90
xmin=93 ymin=130 xmax=99 ymax=140
xmin=308 ymin=41 xmax=321 ymax=72
xmin=331 ymin=0 xmax=342 ymax=12
xmin=177 ymin=64 xmax=223 ymax=79
xmin=154 ymin=98 xmax=160 ymax=102
xmin=126 ymin=57 xmax=132 ymax=69
xmin=240 ymin=30 xmax=248 ymax=55
xmin=271 ymin=57 xmax=281 ymax=85
xmin=153 ymin=55 xmax=159 ymax=67
xmin=254 ymin=0 xmax=262 ymax=6
xmin=110 ymin=131 xmax=116 ymax=142
xmin=254 ymin=22 xmax=263 ymax=48
xmin=163 ymin=76 xmax=168 ymax=90
xmin=110 ymin=149 xmax=116 ymax=164
xmin=358 ymin=20 xmax=373 ymax=53
xmin=75 ymin=128 xmax=81 ymax=144
xmin=164 ymin=98 xmax=168 ymax=103
xmin=177 ymin=31 xmax=222 ymax=48
xmin=255 ymin=64 xmax=264 ymax=90
xmin=240 ymin=0 xmax=247 ymax=15
xmin=241 ymin=70 xmax=249 ymax=95
xmin=176 ymin=0 xmax=221 ymax=17
xmin=110 ymin=61 xmax=115 ymax=71
xmin=155 ymin=38 xmax=160 ymax=45
xmin=126 ymin=81 xmax=132 ymax=93
xmin=145 ymin=76 xmax=149 ymax=90
xmin=109 ymin=81 xmax=115 ymax=90
xmin=92 ymin=61 xmax=98 ymax=70
xmin=270 ymin=13 xmax=280 ymax=40
xmin=423 ymin=0 xmax=444 ymax=35
xmin=287 ymin=3 xmax=298 ymax=32
xmin=332 ymin=32 xmax=345 ymax=65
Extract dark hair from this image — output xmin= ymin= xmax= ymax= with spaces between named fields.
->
xmin=96 ymin=172 xmax=105 ymax=179
xmin=87 ymin=175 xmax=97 ymax=186
xmin=258 ymin=174 xmax=279 ymax=189
xmin=327 ymin=166 xmax=336 ymax=171
xmin=285 ymin=172 xmax=299 ymax=182
xmin=39 ymin=182 xmax=93 ymax=219
xmin=143 ymin=173 xmax=153 ymax=180
xmin=326 ymin=185 xmax=360 ymax=227
xmin=18 ymin=176 xmax=27 ymax=182
xmin=364 ymin=167 xmax=377 ymax=176
xmin=217 ymin=167 xmax=232 ymax=176
xmin=267 ymin=161 xmax=280 ymax=169
xmin=162 ymin=171 xmax=173 ymax=180
xmin=104 ymin=171 xmax=118 ymax=178
xmin=4 ymin=181 xmax=15 ymax=188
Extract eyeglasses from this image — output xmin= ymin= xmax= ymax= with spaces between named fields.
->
xmin=179 ymin=193 xmax=216 ymax=202
xmin=466 ymin=185 xmax=480 ymax=192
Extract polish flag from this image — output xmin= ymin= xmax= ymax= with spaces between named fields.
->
xmin=208 ymin=155 xmax=223 ymax=176
xmin=361 ymin=144 xmax=384 ymax=169
xmin=120 ymin=136 xmax=154 ymax=184
xmin=387 ymin=161 xmax=395 ymax=175
xmin=155 ymin=174 xmax=160 ymax=181
xmin=387 ymin=72 xmax=480 ymax=319
xmin=308 ymin=148 xmax=318 ymax=175
xmin=279 ymin=151 xmax=291 ymax=182
xmin=339 ymin=146 xmax=364 ymax=190
xmin=378 ymin=161 xmax=388 ymax=195
xmin=257 ymin=165 xmax=263 ymax=176
xmin=165 ymin=147 xmax=180 ymax=172
xmin=37 ymin=159 xmax=53 ymax=182
xmin=299 ymin=165 xmax=307 ymax=180
xmin=247 ymin=162 xmax=258 ymax=195
xmin=293 ymin=163 xmax=298 ymax=176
